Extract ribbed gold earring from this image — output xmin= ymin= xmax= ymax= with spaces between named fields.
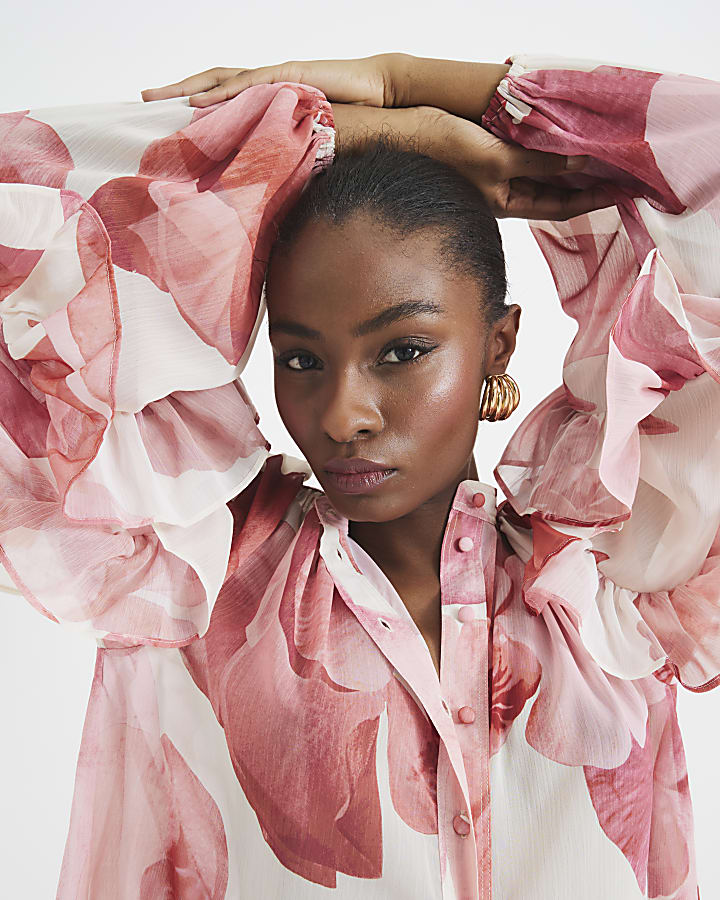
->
xmin=479 ymin=373 xmax=520 ymax=421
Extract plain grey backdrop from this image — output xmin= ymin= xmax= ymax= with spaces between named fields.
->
xmin=1 ymin=0 xmax=718 ymax=896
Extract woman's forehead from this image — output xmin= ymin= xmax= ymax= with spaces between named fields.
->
xmin=266 ymin=218 xmax=477 ymax=321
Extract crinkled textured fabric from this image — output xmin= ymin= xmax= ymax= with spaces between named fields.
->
xmin=0 ymin=57 xmax=717 ymax=899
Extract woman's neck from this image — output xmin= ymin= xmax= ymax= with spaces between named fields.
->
xmin=347 ymin=454 xmax=479 ymax=598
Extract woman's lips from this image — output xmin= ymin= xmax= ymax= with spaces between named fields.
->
xmin=324 ymin=468 xmax=397 ymax=494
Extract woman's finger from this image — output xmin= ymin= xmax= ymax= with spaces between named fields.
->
xmin=183 ymin=77 xmax=250 ymax=107
xmin=184 ymin=65 xmax=299 ymax=106
xmin=142 ymin=64 xmax=309 ymax=106
xmin=497 ymin=179 xmax=615 ymax=221
xmin=141 ymin=67 xmax=244 ymax=101
xmin=142 ymin=58 xmax=389 ymax=107
xmin=495 ymin=144 xmax=589 ymax=180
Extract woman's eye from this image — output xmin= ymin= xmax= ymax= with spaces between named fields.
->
xmin=381 ymin=342 xmax=431 ymax=364
xmin=281 ymin=353 xmax=317 ymax=371
xmin=275 ymin=342 xmax=433 ymax=372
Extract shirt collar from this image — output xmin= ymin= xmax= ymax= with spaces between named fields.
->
xmin=313 ymin=477 xmax=498 ymax=539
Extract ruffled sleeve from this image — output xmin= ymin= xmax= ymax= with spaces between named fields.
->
xmin=0 ymin=84 xmax=334 ymax=648
xmin=482 ymin=55 xmax=720 ymax=691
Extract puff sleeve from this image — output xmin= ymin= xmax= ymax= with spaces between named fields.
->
xmin=0 ymin=85 xmax=335 ymax=648
xmin=483 ymin=55 xmax=720 ymax=692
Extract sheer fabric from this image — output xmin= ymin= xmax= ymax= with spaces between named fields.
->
xmin=1 ymin=55 xmax=718 ymax=899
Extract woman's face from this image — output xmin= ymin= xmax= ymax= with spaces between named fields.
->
xmin=265 ymin=214 xmax=518 ymax=523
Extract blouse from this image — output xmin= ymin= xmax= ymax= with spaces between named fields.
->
xmin=0 ymin=53 xmax=718 ymax=900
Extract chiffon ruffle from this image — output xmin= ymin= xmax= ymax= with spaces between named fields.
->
xmin=0 ymin=85 xmax=334 ymax=647
xmin=484 ymin=56 xmax=720 ymax=692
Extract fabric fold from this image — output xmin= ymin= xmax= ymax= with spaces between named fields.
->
xmin=0 ymin=84 xmax=335 ymax=647
xmin=484 ymin=56 xmax=720 ymax=692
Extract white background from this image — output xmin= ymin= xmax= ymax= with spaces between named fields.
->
xmin=1 ymin=1 xmax=718 ymax=897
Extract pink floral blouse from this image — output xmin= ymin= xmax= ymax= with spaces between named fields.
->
xmin=1 ymin=54 xmax=718 ymax=899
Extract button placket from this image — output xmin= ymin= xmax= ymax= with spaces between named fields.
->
xmin=323 ymin=479 xmax=499 ymax=897
xmin=436 ymin=742 xmax=480 ymax=897
xmin=437 ymin=482 xmax=499 ymax=896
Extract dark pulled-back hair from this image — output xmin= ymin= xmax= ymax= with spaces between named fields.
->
xmin=266 ymin=131 xmax=508 ymax=325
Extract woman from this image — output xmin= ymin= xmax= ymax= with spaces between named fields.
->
xmin=1 ymin=53 xmax=718 ymax=898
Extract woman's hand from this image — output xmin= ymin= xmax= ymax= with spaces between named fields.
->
xmin=141 ymin=55 xmax=396 ymax=108
xmin=332 ymin=104 xmax=611 ymax=221
xmin=139 ymin=53 xmax=508 ymax=122
xmin=424 ymin=109 xmax=612 ymax=220
xmin=141 ymin=59 xmax=612 ymax=221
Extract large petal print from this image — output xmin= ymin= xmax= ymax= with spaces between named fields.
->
xmin=215 ymin=602 xmax=385 ymax=887
xmin=58 ymin=647 xmax=228 ymax=899
xmin=493 ymin=545 xmax=653 ymax=768
xmin=0 ymin=110 xmax=74 ymax=189
xmin=584 ymin=672 xmax=697 ymax=899
xmin=489 ymin=617 xmax=542 ymax=759
xmin=183 ymin=508 xmax=390 ymax=887
xmin=140 ymin=735 xmax=229 ymax=900
xmin=385 ymin=672 xmax=440 ymax=834
xmin=0 ymin=86 xmax=335 ymax=648
xmin=88 ymin=84 xmax=328 ymax=365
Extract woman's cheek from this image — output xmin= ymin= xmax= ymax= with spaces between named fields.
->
xmin=274 ymin=382 xmax=308 ymax=445
xmin=413 ymin=358 xmax=477 ymax=431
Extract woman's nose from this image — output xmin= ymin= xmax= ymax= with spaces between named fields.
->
xmin=319 ymin=372 xmax=383 ymax=444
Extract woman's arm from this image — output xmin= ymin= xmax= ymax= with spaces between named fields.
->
xmin=386 ymin=53 xmax=509 ymax=122
xmin=142 ymin=56 xmax=607 ymax=220
xmin=141 ymin=53 xmax=510 ymax=122
xmin=329 ymin=101 xmax=606 ymax=220
xmin=0 ymin=82 xmax=334 ymax=648
xmin=482 ymin=55 xmax=720 ymax=694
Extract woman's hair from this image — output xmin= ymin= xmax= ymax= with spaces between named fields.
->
xmin=266 ymin=131 xmax=508 ymax=326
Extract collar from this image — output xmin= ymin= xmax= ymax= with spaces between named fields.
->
xmin=313 ymin=477 xmax=497 ymax=549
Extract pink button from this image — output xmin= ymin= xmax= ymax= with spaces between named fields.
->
xmin=471 ymin=492 xmax=485 ymax=507
xmin=458 ymin=536 xmax=474 ymax=552
xmin=452 ymin=813 xmax=471 ymax=837
xmin=458 ymin=705 xmax=476 ymax=724
xmin=458 ymin=605 xmax=476 ymax=623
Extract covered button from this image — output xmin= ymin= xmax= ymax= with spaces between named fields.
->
xmin=452 ymin=813 xmax=472 ymax=837
xmin=471 ymin=492 xmax=485 ymax=507
xmin=458 ymin=705 xmax=476 ymax=724
xmin=458 ymin=605 xmax=477 ymax=623
xmin=458 ymin=536 xmax=474 ymax=552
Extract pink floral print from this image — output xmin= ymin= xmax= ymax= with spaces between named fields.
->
xmin=1 ymin=55 xmax=719 ymax=899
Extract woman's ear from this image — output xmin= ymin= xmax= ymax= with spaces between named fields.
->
xmin=486 ymin=304 xmax=521 ymax=374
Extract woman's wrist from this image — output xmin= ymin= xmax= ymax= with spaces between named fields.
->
xmin=329 ymin=102 xmax=432 ymax=153
xmin=380 ymin=52 xmax=509 ymax=122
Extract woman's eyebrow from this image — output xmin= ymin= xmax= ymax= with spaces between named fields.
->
xmin=269 ymin=299 xmax=445 ymax=340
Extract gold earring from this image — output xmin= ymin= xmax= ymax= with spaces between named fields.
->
xmin=479 ymin=373 xmax=520 ymax=421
